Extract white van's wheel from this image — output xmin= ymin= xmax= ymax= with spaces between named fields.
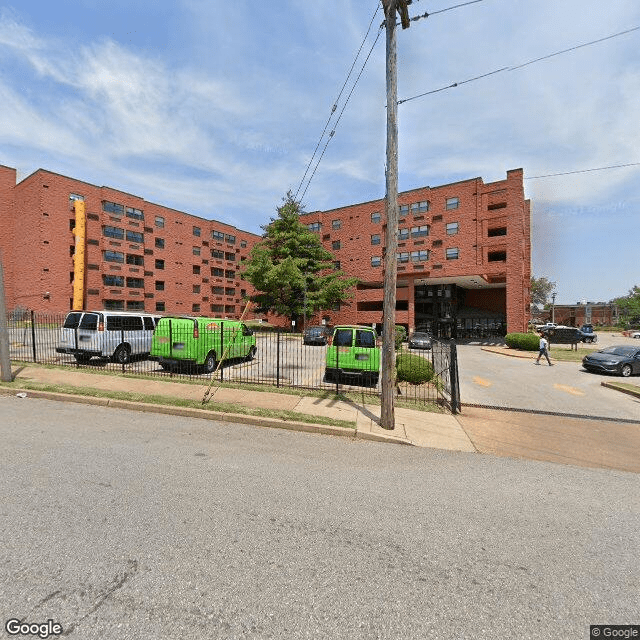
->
xmin=203 ymin=352 xmax=217 ymax=374
xmin=113 ymin=344 xmax=131 ymax=364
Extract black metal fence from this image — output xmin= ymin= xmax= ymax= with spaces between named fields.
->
xmin=5 ymin=311 xmax=460 ymax=410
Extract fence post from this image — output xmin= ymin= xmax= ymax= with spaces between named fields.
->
xmin=30 ymin=310 xmax=37 ymax=362
xmin=220 ymin=322 xmax=224 ymax=382
xmin=276 ymin=329 xmax=280 ymax=388
xmin=121 ymin=327 xmax=125 ymax=373
xmin=449 ymin=338 xmax=460 ymax=414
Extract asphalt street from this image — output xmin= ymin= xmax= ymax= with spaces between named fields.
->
xmin=1 ymin=397 xmax=638 ymax=639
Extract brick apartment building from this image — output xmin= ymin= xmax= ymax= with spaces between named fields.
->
xmin=542 ymin=302 xmax=618 ymax=327
xmin=0 ymin=165 xmax=531 ymax=336
xmin=299 ymin=168 xmax=531 ymax=337
xmin=0 ymin=166 xmax=261 ymax=319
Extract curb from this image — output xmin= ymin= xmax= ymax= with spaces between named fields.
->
xmin=601 ymin=381 xmax=640 ymax=401
xmin=0 ymin=386 xmax=413 ymax=447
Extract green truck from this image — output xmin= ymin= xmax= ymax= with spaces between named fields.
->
xmin=325 ymin=325 xmax=380 ymax=385
xmin=150 ymin=316 xmax=256 ymax=373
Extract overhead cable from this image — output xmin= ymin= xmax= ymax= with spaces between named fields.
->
xmin=399 ymin=25 xmax=640 ymax=105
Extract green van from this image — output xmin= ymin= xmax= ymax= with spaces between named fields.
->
xmin=325 ymin=325 xmax=380 ymax=385
xmin=150 ymin=317 xmax=256 ymax=373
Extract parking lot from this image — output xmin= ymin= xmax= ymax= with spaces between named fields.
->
xmin=458 ymin=332 xmax=640 ymax=420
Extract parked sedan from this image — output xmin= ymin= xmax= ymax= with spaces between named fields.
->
xmin=303 ymin=325 xmax=331 ymax=346
xmin=408 ymin=331 xmax=432 ymax=350
xmin=582 ymin=345 xmax=640 ymax=377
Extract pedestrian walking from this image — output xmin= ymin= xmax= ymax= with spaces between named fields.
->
xmin=535 ymin=331 xmax=553 ymax=366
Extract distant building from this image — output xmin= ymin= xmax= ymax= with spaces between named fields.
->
xmin=547 ymin=302 xmax=618 ymax=327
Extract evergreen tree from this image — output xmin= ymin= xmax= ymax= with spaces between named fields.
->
xmin=241 ymin=192 xmax=357 ymax=323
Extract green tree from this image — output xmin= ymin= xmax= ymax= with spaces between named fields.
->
xmin=530 ymin=276 xmax=556 ymax=309
xmin=612 ymin=285 xmax=640 ymax=326
xmin=241 ymin=192 xmax=357 ymax=323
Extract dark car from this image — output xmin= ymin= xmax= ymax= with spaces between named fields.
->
xmin=303 ymin=325 xmax=331 ymax=346
xmin=582 ymin=345 xmax=640 ymax=377
xmin=408 ymin=331 xmax=432 ymax=350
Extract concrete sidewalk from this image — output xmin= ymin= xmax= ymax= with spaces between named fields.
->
xmin=5 ymin=366 xmax=475 ymax=453
xmin=3 ymin=365 xmax=639 ymax=473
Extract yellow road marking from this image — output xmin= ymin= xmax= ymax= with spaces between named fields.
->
xmin=473 ymin=376 xmax=492 ymax=387
xmin=553 ymin=383 xmax=585 ymax=396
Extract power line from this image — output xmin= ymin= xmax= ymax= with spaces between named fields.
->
xmin=525 ymin=162 xmax=640 ymax=180
xmin=399 ymin=25 xmax=640 ymax=105
xmin=300 ymin=25 xmax=384 ymax=202
xmin=294 ymin=3 xmax=381 ymax=201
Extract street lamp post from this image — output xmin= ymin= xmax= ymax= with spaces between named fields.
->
xmin=551 ymin=292 xmax=557 ymax=324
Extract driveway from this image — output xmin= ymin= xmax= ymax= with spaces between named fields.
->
xmin=456 ymin=339 xmax=640 ymax=421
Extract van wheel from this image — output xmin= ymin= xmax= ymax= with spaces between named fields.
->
xmin=74 ymin=354 xmax=92 ymax=364
xmin=245 ymin=346 xmax=257 ymax=362
xmin=203 ymin=352 xmax=218 ymax=374
xmin=113 ymin=344 xmax=131 ymax=364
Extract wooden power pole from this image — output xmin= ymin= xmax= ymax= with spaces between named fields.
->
xmin=380 ymin=0 xmax=411 ymax=430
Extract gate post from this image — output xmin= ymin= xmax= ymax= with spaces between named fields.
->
xmin=449 ymin=338 xmax=460 ymax=414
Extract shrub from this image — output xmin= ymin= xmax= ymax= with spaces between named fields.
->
xmin=505 ymin=332 xmax=539 ymax=351
xmin=396 ymin=353 xmax=434 ymax=384
xmin=394 ymin=325 xmax=407 ymax=351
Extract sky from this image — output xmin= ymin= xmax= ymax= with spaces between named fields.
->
xmin=1 ymin=0 xmax=639 ymax=304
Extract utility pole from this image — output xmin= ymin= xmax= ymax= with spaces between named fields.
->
xmin=380 ymin=0 xmax=411 ymax=430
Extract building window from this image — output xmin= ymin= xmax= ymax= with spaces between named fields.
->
xmin=334 ymin=261 xmax=340 ymax=270
xmin=398 ymin=228 xmax=409 ymax=241
xmin=211 ymin=230 xmax=224 ymax=242
xmin=212 ymin=286 xmax=224 ymax=295
xmin=155 ymin=301 xmax=165 ymax=312
xmin=104 ymin=250 xmax=124 ymax=263
xmin=225 ymin=270 xmax=235 ymax=279
xmin=155 ymin=259 xmax=165 ymax=270
xmin=192 ymin=304 xmax=200 ymax=313
xmin=411 ymin=250 xmax=429 ymax=262
xmin=371 ymin=256 xmax=381 ymax=267
xmin=308 ymin=222 xmax=321 ymax=232
xmin=126 ymin=277 xmax=144 ymax=288
xmin=211 ymin=249 xmax=224 ymax=259
xmin=240 ymin=240 xmax=247 ymax=248
xmin=102 ymin=201 xmax=124 ymax=216
xmin=332 ymin=240 xmax=341 ymax=250
xmin=155 ymin=281 xmax=165 ymax=291
xmin=411 ymin=201 xmax=429 ymax=214
xmin=371 ymin=212 xmax=381 ymax=223
xmin=371 ymin=234 xmax=380 ymax=245
xmin=225 ymin=252 xmax=235 ymax=261
xmin=127 ymin=301 xmax=145 ymax=310
xmin=446 ymin=248 xmax=459 ymax=260
xmin=411 ymin=225 xmax=430 ymax=238
xmin=488 ymin=202 xmax=507 ymax=211
xmin=210 ymin=304 xmax=224 ymax=313
xmin=488 ymin=250 xmax=507 ymax=262
xmin=126 ymin=207 xmax=144 ymax=220
xmin=332 ymin=219 xmax=341 ymax=230
xmin=193 ymin=265 xmax=201 ymax=275
xmin=104 ymin=299 xmax=125 ymax=310
xmin=446 ymin=197 xmax=459 ymax=210
xmin=103 ymin=275 xmax=124 ymax=287
xmin=103 ymin=226 xmax=124 ymax=239
xmin=397 ymin=252 xmax=409 ymax=263
xmin=69 ymin=193 xmax=84 ymax=203
xmin=126 ymin=254 xmax=144 ymax=266
xmin=193 ymin=246 xmax=201 ymax=256
xmin=155 ymin=237 xmax=165 ymax=249
xmin=193 ymin=226 xmax=201 ymax=237
xmin=446 ymin=222 xmax=459 ymax=235
xmin=225 ymin=234 xmax=236 ymax=244
xmin=399 ymin=204 xmax=409 ymax=216
xmin=211 ymin=267 xmax=224 ymax=277
xmin=193 ymin=285 xmax=201 ymax=294
xmin=488 ymin=226 xmax=507 ymax=237
xmin=154 ymin=216 xmax=165 ymax=228
xmin=225 ymin=287 xmax=235 ymax=296
xmin=126 ymin=230 xmax=143 ymax=243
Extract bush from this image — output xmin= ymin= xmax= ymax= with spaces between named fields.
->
xmin=396 ymin=353 xmax=434 ymax=384
xmin=505 ymin=332 xmax=539 ymax=351
xmin=394 ymin=325 xmax=407 ymax=351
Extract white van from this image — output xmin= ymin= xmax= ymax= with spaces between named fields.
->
xmin=56 ymin=310 xmax=161 ymax=364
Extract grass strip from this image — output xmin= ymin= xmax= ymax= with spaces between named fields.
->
xmin=0 ymin=380 xmax=357 ymax=430
xmin=601 ymin=381 xmax=640 ymax=399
